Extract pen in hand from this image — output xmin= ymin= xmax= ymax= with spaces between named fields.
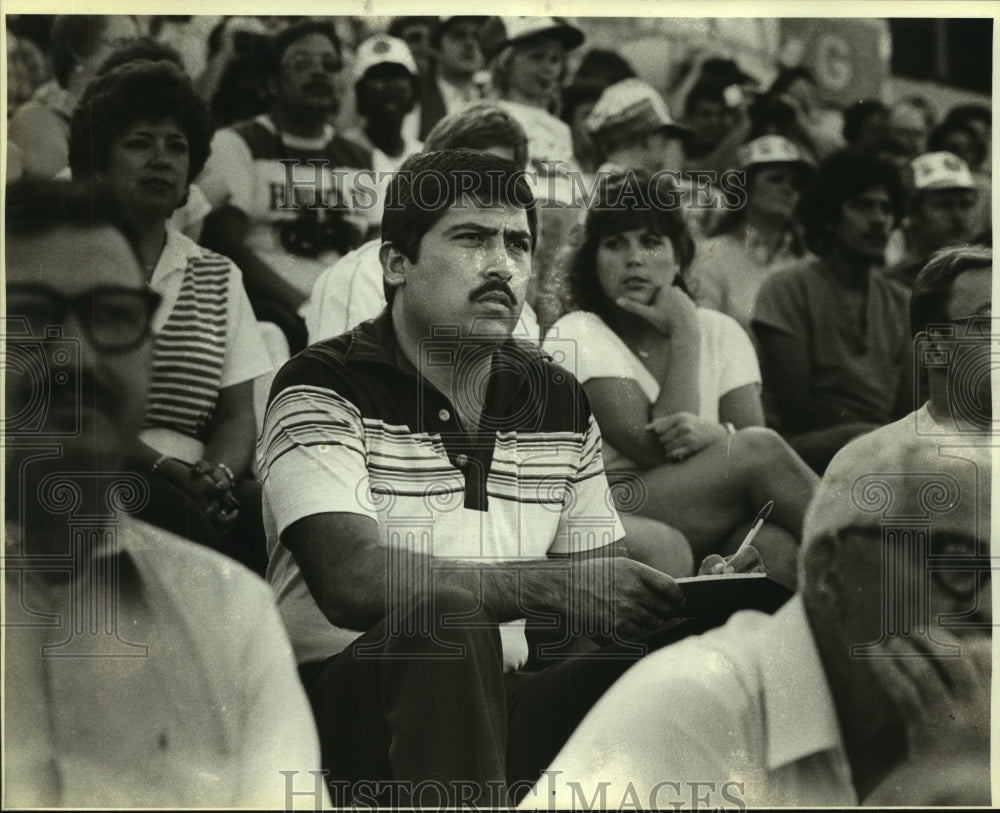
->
xmin=733 ymin=500 xmax=774 ymax=559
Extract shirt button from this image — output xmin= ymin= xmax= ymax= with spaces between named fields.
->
xmin=456 ymin=454 xmax=469 ymax=467
xmin=438 ymin=409 xmax=451 ymax=422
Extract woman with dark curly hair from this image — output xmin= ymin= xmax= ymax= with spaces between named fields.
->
xmin=68 ymin=58 xmax=271 ymax=572
xmin=544 ymin=172 xmax=817 ymax=583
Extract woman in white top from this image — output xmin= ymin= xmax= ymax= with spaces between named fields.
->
xmin=68 ymin=59 xmax=271 ymax=572
xmin=545 ymin=173 xmax=817 ymax=580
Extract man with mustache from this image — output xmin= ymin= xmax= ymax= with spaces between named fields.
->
xmin=752 ymin=150 xmax=913 ymax=473
xmin=4 ymin=181 xmax=324 ymax=807
xmin=258 ymin=149 xmax=724 ymax=807
xmin=197 ymin=19 xmax=372 ymax=354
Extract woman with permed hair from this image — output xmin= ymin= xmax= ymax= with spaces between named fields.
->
xmin=68 ymin=58 xmax=272 ymax=573
xmin=544 ymin=171 xmax=818 ymax=585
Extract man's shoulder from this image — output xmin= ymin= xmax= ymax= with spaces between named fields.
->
xmin=327 ymin=131 xmax=374 ymax=169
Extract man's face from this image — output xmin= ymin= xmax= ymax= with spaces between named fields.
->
xmin=940 ymin=265 xmax=993 ymax=423
xmin=388 ymin=198 xmax=532 ymax=340
xmin=357 ymin=64 xmax=416 ymax=121
xmin=915 ymin=188 xmax=978 ymax=249
xmin=5 ymin=226 xmax=153 ymax=472
xmin=888 ymin=104 xmax=928 ymax=160
xmin=437 ymin=19 xmax=483 ymax=79
xmin=397 ymin=21 xmax=436 ymax=76
xmin=688 ymin=99 xmax=729 ymax=150
xmin=832 ymin=187 xmax=894 ymax=263
xmin=274 ymin=32 xmax=343 ymax=116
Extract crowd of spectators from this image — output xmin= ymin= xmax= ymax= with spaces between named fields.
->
xmin=5 ymin=13 xmax=993 ymax=809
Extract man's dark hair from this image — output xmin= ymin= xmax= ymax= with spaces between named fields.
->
xmin=568 ymin=171 xmax=696 ymax=326
xmin=943 ymin=103 xmax=991 ymax=132
xmin=68 ymin=59 xmax=215 ymax=185
xmin=842 ymin=99 xmax=888 ymax=144
xmin=910 ymin=245 xmax=993 ymax=338
xmin=381 ymin=149 xmax=538 ymax=305
xmin=50 ymin=14 xmax=113 ymax=88
xmin=799 ymin=150 xmax=905 ymax=256
xmin=96 ymin=37 xmax=183 ymax=75
xmin=928 ymin=119 xmax=988 ymax=169
xmin=6 ymin=179 xmax=141 ymax=263
xmin=266 ymin=19 xmax=340 ymax=77
xmin=430 ymin=16 xmax=484 ymax=49
xmin=423 ymin=103 xmax=529 ymax=169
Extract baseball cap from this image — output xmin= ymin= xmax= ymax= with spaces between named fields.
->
xmin=353 ymin=34 xmax=418 ymax=83
xmin=585 ymin=78 xmax=691 ymax=145
xmin=910 ymin=151 xmax=976 ymax=191
xmin=739 ymin=135 xmax=815 ymax=174
xmin=478 ymin=16 xmax=584 ymax=63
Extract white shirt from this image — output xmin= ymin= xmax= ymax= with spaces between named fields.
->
xmin=520 ymin=596 xmax=859 ymax=809
xmin=543 ymin=308 xmax=761 ymax=470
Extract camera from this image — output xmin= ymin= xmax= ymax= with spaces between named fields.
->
xmin=277 ymin=207 xmax=364 ymax=259
xmin=1 ymin=319 xmax=82 ymax=437
xmin=915 ymin=319 xmax=998 ymax=434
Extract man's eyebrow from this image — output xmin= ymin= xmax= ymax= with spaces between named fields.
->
xmin=443 ymin=223 xmax=500 ymax=236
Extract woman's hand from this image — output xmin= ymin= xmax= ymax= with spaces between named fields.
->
xmin=616 ymin=283 xmax=699 ymax=338
xmin=646 ymin=412 xmax=727 ymax=461
xmin=186 ymin=462 xmax=240 ymax=533
xmin=697 ymin=544 xmax=766 ymax=576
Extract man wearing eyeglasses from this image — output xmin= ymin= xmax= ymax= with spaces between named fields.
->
xmin=3 ymin=181 xmax=325 ymax=807
xmin=198 ymin=19 xmax=373 ymax=354
xmin=525 ymin=250 xmax=992 ymax=805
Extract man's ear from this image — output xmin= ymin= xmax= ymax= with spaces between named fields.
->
xmin=380 ymin=241 xmax=409 ymax=292
xmin=802 ymin=532 xmax=846 ymax=620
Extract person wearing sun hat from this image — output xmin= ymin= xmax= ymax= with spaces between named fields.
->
xmin=885 ymin=151 xmax=981 ymax=288
xmin=585 ymin=77 xmax=692 ymax=176
xmin=480 ymin=16 xmax=583 ymax=169
xmin=693 ymin=134 xmax=816 ymax=332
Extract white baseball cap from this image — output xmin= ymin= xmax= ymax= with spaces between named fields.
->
xmin=739 ymin=135 xmax=814 ymax=171
xmin=910 ymin=151 xmax=976 ymax=191
xmin=478 ymin=16 xmax=584 ymax=63
xmin=585 ymin=78 xmax=691 ymax=145
xmin=353 ymin=34 xmax=418 ymax=83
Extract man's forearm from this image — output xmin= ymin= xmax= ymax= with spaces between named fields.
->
xmin=310 ymin=546 xmax=595 ymax=632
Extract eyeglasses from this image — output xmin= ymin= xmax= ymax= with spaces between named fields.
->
xmin=6 ymin=284 xmax=161 ymax=353
xmin=836 ymin=526 xmax=992 ymax=600
xmin=281 ymin=54 xmax=343 ymax=74
xmin=930 ymin=537 xmax=993 ymax=599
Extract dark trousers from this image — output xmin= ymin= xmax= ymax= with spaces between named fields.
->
xmin=299 ymin=585 xmax=724 ymax=808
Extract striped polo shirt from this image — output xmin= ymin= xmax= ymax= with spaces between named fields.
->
xmin=259 ymin=311 xmax=624 ymax=669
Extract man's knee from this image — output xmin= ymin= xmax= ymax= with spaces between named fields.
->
xmin=735 ymin=426 xmax=796 ymax=469
xmin=390 ymin=584 xmax=502 ymax=655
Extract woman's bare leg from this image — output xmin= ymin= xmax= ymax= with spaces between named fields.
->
xmin=620 ymin=427 xmax=819 ymax=561
xmin=619 ymin=513 xmax=694 ymax=577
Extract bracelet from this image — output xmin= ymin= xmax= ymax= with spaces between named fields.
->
xmin=215 ymin=462 xmax=237 ymax=486
xmin=150 ymin=454 xmax=169 ymax=474
xmin=723 ymin=422 xmax=736 ymax=437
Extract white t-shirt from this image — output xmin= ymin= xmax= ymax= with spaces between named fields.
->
xmin=543 ymin=308 xmax=761 ymax=470
xmin=302 ymin=238 xmax=542 ymax=344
